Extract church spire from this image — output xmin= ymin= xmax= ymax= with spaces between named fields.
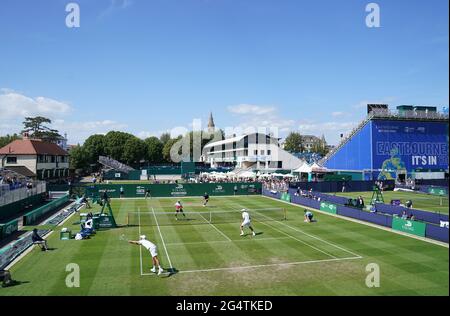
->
xmin=208 ymin=112 xmax=215 ymax=133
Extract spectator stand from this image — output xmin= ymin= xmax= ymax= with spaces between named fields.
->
xmin=0 ymin=199 xmax=84 ymax=270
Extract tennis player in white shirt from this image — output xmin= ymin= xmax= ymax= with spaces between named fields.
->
xmin=240 ymin=209 xmax=256 ymax=237
xmin=129 ymin=235 xmax=164 ymax=275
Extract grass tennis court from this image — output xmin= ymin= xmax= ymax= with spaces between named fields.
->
xmin=1 ymin=196 xmax=448 ymax=296
xmin=335 ymin=191 xmax=449 ymax=214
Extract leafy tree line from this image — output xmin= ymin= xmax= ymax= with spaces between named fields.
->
xmin=284 ymin=132 xmax=329 ymax=156
xmin=70 ymin=130 xmax=223 ymax=171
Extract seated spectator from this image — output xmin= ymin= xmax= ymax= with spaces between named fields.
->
xmin=31 ymin=229 xmax=48 ymax=251
xmin=401 ymin=211 xmax=408 ymax=220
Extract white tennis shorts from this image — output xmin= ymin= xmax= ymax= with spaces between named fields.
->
xmin=241 ymin=220 xmax=251 ymax=227
xmin=148 ymin=245 xmax=158 ymax=257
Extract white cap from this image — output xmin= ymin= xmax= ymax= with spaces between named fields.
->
xmin=241 ymin=209 xmax=247 ymax=212
xmin=139 ymin=235 xmax=146 ymax=240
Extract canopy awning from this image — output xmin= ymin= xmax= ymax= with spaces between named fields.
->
xmin=311 ymin=163 xmax=329 ymax=173
xmin=293 ymin=164 xmax=312 ymax=173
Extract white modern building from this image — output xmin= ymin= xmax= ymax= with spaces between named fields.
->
xmin=203 ymin=133 xmax=304 ymax=171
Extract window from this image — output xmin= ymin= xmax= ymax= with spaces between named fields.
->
xmin=267 ymin=150 xmax=271 ymax=155
xmin=51 ymin=156 xmax=56 ymax=163
xmin=6 ymin=156 xmax=17 ymax=164
xmin=254 ymin=150 xmax=258 ymax=155
xmin=260 ymin=150 xmax=265 ymax=155
xmin=277 ymin=161 xmax=283 ymax=168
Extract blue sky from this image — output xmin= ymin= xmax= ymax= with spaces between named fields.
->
xmin=0 ymin=0 xmax=448 ymax=145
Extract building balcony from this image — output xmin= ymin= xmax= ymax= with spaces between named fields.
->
xmin=237 ymin=155 xmax=270 ymax=162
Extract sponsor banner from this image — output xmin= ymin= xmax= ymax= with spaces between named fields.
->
xmin=281 ymin=192 xmax=291 ymax=202
xmin=428 ymin=187 xmax=448 ymax=196
xmin=85 ymin=183 xmax=262 ymax=198
xmin=0 ymin=219 xmax=18 ymax=240
xmin=23 ymin=194 xmax=70 ymax=225
xmin=320 ymin=201 xmax=337 ymax=214
xmin=373 ymin=120 xmax=449 ymax=180
xmin=171 ymin=184 xmax=188 ymax=197
xmin=392 ymin=217 xmax=426 ymax=237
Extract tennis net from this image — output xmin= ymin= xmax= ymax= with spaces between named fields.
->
xmin=127 ymin=208 xmax=287 ymax=226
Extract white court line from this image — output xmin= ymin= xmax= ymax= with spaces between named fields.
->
xmin=231 ymin=197 xmax=363 ymax=259
xmin=166 ymin=236 xmax=291 ymax=246
xmin=151 ymin=207 xmax=174 ymax=271
xmin=257 ymin=220 xmax=337 ymax=259
xmin=256 ymin=210 xmax=363 ymax=259
xmin=262 ymin=195 xmax=449 ymax=248
xmin=197 ymin=212 xmax=232 ymax=242
xmin=227 ymin=200 xmax=343 ymax=259
xmin=138 ymin=208 xmax=144 ymax=276
xmin=141 ymin=256 xmax=361 ymax=275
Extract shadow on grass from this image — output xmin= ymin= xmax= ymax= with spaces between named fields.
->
xmin=163 ymin=268 xmax=179 ymax=278
xmin=2 ymin=280 xmax=30 ymax=288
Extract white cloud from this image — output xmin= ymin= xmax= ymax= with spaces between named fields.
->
xmin=228 ymin=104 xmax=276 ymax=115
xmin=225 ymin=103 xmax=295 ymax=137
xmin=0 ymin=89 xmax=72 ymax=119
xmin=298 ymin=121 xmax=358 ymax=145
xmin=52 ymin=120 xmax=128 ymax=144
xmin=331 ymin=111 xmax=344 ymax=117
xmin=99 ymin=0 xmax=133 ymax=19
xmin=136 ymin=130 xmax=169 ymax=140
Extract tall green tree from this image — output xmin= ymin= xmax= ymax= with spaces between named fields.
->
xmin=122 ymin=137 xmax=146 ymax=166
xmin=69 ymin=145 xmax=89 ymax=171
xmin=144 ymin=137 xmax=164 ymax=163
xmin=284 ymin=132 xmax=305 ymax=153
xmin=183 ymin=129 xmax=224 ymax=162
xmin=103 ymin=131 xmax=135 ymax=162
xmin=0 ymin=134 xmax=21 ymax=148
xmin=162 ymin=137 xmax=182 ymax=163
xmin=159 ymin=133 xmax=171 ymax=146
xmin=83 ymin=134 xmax=106 ymax=165
xmin=21 ymin=116 xmax=62 ymax=142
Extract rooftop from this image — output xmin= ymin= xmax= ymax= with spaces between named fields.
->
xmin=0 ymin=139 xmax=69 ymax=156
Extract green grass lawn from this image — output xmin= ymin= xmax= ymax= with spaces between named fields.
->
xmin=1 ymin=196 xmax=448 ymax=296
xmin=334 ymin=191 xmax=449 ymax=214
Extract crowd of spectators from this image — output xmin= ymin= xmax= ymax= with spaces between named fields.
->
xmin=294 ymin=187 xmax=322 ymax=202
xmin=191 ymin=176 xmax=258 ymax=184
xmin=263 ymin=179 xmax=291 ymax=192
xmin=0 ymin=169 xmax=35 ymax=197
